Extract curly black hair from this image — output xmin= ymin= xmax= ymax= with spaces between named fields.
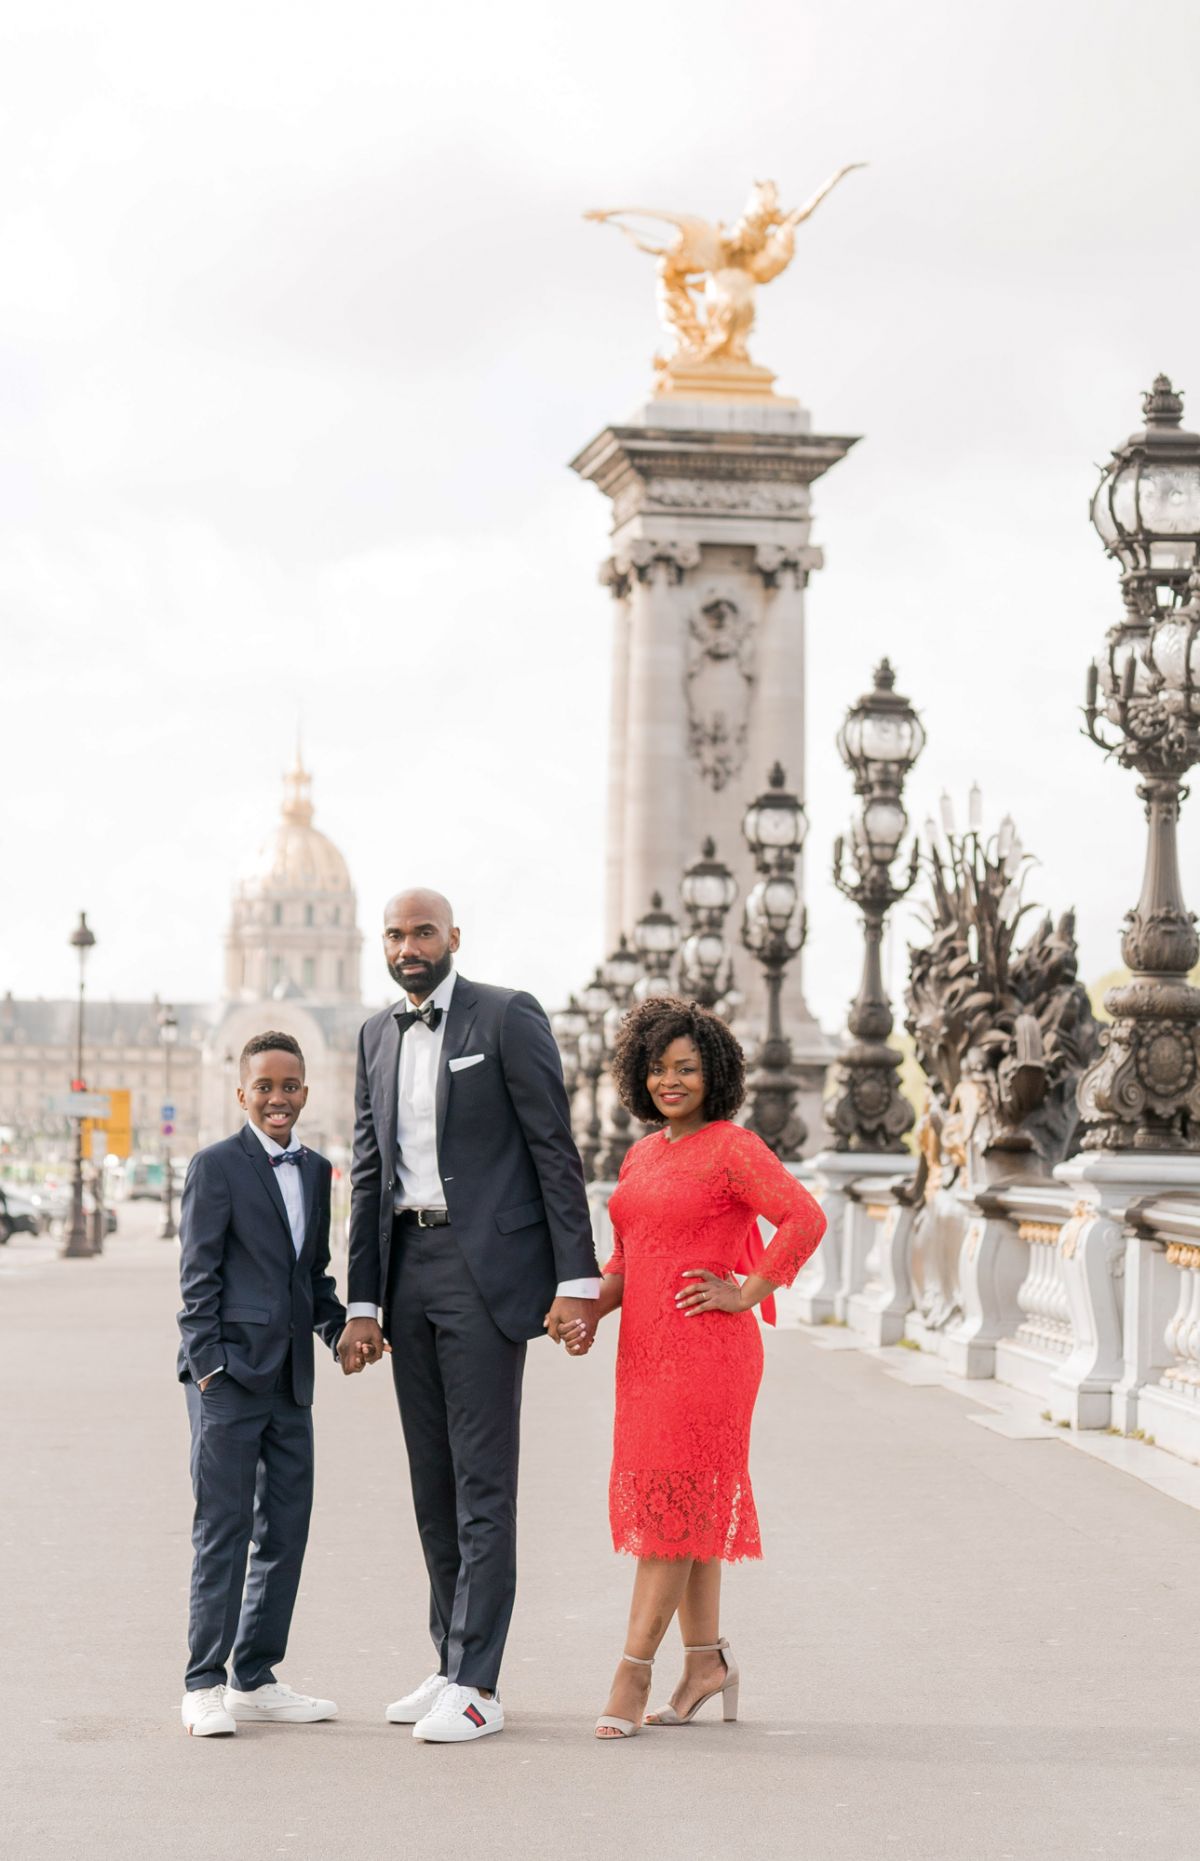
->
xmin=610 ymin=995 xmax=746 ymax=1127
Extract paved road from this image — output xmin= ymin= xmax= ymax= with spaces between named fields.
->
xmin=3 ymin=1206 xmax=1199 ymax=1861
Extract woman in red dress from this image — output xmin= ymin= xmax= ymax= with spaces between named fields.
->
xmin=562 ymin=996 xmax=826 ymax=1739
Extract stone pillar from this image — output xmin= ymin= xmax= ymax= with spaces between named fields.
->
xmin=600 ymin=560 xmax=632 ymax=947
xmin=572 ymin=399 xmax=858 ymax=1150
xmin=620 ymin=539 xmax=700 ymax=926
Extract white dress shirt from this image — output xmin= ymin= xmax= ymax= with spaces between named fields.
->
xmin=249 ymin=1120 xmax=307 ymax=1254
xmin=346 ymin=967 xmax=599 ymax=1319
xmin=205 ymin=1122 xmax=307 ymax=1383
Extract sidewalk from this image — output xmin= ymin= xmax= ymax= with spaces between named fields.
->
xmin=3 ymin=1209 xmax=1199 ymax=1861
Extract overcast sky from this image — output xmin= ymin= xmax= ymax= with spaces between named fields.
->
xmin=4 ymin=0 xmax=1200 ymax=1030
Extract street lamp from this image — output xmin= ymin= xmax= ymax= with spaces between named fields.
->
xmin=827 ymin=660 xmax=925 ymax=1152
xmin=633 ymin=893 xmax=681 ymax=999
xmin=1081 ymin=377 xmax=1200 ymax=1150
xmin=551 ymin=994 xmax=588 ymax=1137
xmin=678 ymin=839 xmax=739 ymax=1011
xmin=740 ymin=764 xmax=808 ymax=1159
xmin=598 ymin=934 xmax=644 ymax=1177
xmin=159 ymin=1003 xmax=179 ymax=1239
xmin=576 ymin=970 xmax=613 ymax=1180
xmin=63 ymin=911 xmax=96 ymax=1258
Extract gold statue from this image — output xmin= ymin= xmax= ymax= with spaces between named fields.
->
xmin=586 ymin=168 xmax=865 ymax=401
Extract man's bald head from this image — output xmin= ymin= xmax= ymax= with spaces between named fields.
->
xmin=381 ymin=889 xmax=460 ymax=1002
xmin=383 ymin=888 xmax=455 ymax=934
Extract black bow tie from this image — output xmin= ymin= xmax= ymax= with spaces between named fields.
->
xmin=398 ymin=1003 xmax=443 ymax=1033
xmin=270 ymin=1147 xmax=306 ymax=1169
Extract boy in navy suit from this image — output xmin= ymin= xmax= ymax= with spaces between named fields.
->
xmin=177 ymin=1031 xmax=347 ymax=1736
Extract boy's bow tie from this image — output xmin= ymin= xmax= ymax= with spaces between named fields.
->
xmin=270 ymin=1148 xmax=306 ymax=1168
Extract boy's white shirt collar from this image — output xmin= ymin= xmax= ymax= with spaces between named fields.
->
xmin=246 ymin=1119 xmax=302 ymax=1159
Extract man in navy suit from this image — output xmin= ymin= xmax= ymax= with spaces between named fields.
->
xmin=339 ymin=889 xmax=598 ymax=1742
xmin=176 ymin=1031 xmax=346 ymax=1737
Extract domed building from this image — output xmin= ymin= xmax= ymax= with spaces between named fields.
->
xmin=199 ymin=755 xmax=373 ymax=1159
xmin=225 ymin=754 xmax=362 ymax=1006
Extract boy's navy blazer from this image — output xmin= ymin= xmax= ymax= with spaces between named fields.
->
xmin=176 ymin=1124 xmax=346 ymax=1406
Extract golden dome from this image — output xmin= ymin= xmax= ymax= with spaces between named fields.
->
xmin=239 ymin=756 xmax=353 ymax=897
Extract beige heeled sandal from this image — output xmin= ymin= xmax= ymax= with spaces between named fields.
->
xmin=644 ymin=1638 xmax=739 ymax=1726
xmin=594 ymin=1652 xmax=654 ymax=1739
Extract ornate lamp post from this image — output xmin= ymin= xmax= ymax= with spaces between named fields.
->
xmin=633 ymin=893 xmax=682 ymax=999
xmin=598 ymin=935 xmax=643 ymax=1177
xmin=827 ymin=660 xmax=926 ymax=1151
xmin=678 ymin=839 xmax=738 ymax=1011
xmin=740 ymin=764 xmax=808 ymax=1159
xmin=63 ymin=911 xmax=96 ymax=1259
xmin=1081 ymin=377 xmax=1200 ymax=1150
xmin=577 ymin=970 xmax=613 ymax=1180
xmin=551 ymin=992 xmax=589 ymax=1139
xmin=159 ymin=1003 xmax=179 ymax=1239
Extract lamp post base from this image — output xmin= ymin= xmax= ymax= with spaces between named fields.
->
xmin=1079 ymin=978 xmax=1200 ymax=1152
xmin=825 ymin=1041 xmax=914 ymax=1154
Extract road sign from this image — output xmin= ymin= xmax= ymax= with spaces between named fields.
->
xmin=162 ymin=1122 xmax=175 ymax=1137
xmin=80 ymin=1088 xmax=133 ymax=1162
xmin=51 ymin=1091 xmax=110 ymax=1119
xmin=161 ymin=1103 xmax=175 ymax=1121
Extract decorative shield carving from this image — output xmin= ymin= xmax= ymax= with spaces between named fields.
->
xmin=685 ymin=585 xmax=756 ymax=791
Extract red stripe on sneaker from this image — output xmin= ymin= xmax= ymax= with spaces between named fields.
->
xmin=464 ymin=1704 xmax=486 ymax=1727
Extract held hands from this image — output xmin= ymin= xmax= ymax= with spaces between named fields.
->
xmin=337 ymin=1316 xmax=388 ymax=1375
xmin=676 ymin=1269 xmax=747 ymax=1316
xmin=543 ymin=1295 xmax=598 ymax=1359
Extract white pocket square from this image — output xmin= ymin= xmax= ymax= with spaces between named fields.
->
xmin=449 ymin=1053 xmax=486 ymax=1073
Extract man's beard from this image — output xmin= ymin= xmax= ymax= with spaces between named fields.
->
xmin=388 ymin=946 xmax=454 ymax=1000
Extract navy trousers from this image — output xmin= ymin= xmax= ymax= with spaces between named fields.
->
xmin=386 ymin=1220 xmax=526 ymax=1692
xmin=184 ymin=1367 xmax=313 ymax=1692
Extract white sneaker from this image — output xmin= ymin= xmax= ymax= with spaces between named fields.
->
xmin=181 ymin=1686 xmax=236 ymax=1737
xmin=413 ymin=1682 xmax=504 ymax=1743
xmin=225 ymin=1681 xmax=337 ymax=1723
xmin=386 ymin=1671 xmax=449 ymax=1723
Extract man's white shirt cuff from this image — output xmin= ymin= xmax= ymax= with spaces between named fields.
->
xmin=345 ymin=1302 xmax=380 ymax=1320
xmin=555 ymin=1278 xmax=602 ymax=1299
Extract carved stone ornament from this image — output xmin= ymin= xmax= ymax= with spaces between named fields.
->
xmin=644 ymin=477 xmax=811 ymax=517
xmin=754 ymin=543 xmax=824 ymax=587
xmin=613 ymin=537 xmax=701 ymax=585
xmin=685 ymin=583 xmax=756 ymax=791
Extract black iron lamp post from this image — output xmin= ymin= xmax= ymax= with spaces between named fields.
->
xmin=551 ymin=992 xmax=588 ymax=1137
xmin=576 ymin=970 xmax=613 ymax=1181
xmin=63 ymin=911 xmax=96 ymax=1259
xmin=740 ymin=765 xmax=808 ymax=1159
xmin=1081 ymin=376 xmax=1200 ymax=1150
xmin=678 ymin=839 xmax=739 ymax=1012
xmin=598 ymin=935 xmax=643 ymax=1177
xmin=827 ymin=660 xmax=926 ymax=1151
xmin=159 ymin=1003 xmax=179 ymax=1239
xmin=633 ymin=894 xmax=682 ymax=1000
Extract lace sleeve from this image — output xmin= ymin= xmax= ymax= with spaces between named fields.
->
xmin=602 ymin=1146 xmax=633 ymax=1276
xmin=723 ymin=1127 xmax=826 ymax=1288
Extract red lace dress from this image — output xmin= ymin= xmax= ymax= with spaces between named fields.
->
xmin=604 ymin=1120 xmax=826 ymax=1563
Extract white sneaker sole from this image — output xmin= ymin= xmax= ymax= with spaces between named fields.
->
xmin=183 ymin=1717 xmax=236 ymax=1737
xmin=414 ymin=1717 xmax=503 ymax=1743
xmin=227 ymin=1704 xmax=336 ymax=1723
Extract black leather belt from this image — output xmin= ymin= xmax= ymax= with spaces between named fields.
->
xmin=395 ymin=1208 xmax=451 ymax=1228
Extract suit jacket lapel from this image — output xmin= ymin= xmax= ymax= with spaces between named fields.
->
xmin=378 ymin=1010 xmax=402 ymax=1175
xmin=436 ymin=976 xmax=478 ymax=1159
xmin=297 ymin=1148 xmax=321 ymax=1265
xmin=238 ymin=1124 xmax=295 ymax=1260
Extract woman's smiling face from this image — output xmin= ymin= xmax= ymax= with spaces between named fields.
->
xmin=646 ymin=1036 xmax=706 ymax=1126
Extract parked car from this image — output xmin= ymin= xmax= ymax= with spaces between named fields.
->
xmin=0 ymin=1186 xmax=44 ymax=1243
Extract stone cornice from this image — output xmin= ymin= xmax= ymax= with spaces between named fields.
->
xmin=570 ymin=422 xmax=860 ymax=518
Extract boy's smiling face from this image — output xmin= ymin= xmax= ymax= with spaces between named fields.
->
xmin=237 ymin=1048 xmax=308 ymax=1143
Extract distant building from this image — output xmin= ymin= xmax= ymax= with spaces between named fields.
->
xmin=0 ymin=755 xmax=372 ymax=1165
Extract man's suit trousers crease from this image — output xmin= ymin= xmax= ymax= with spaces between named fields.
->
xmin=387 ymin=1224 xmax=526 ymax=1693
